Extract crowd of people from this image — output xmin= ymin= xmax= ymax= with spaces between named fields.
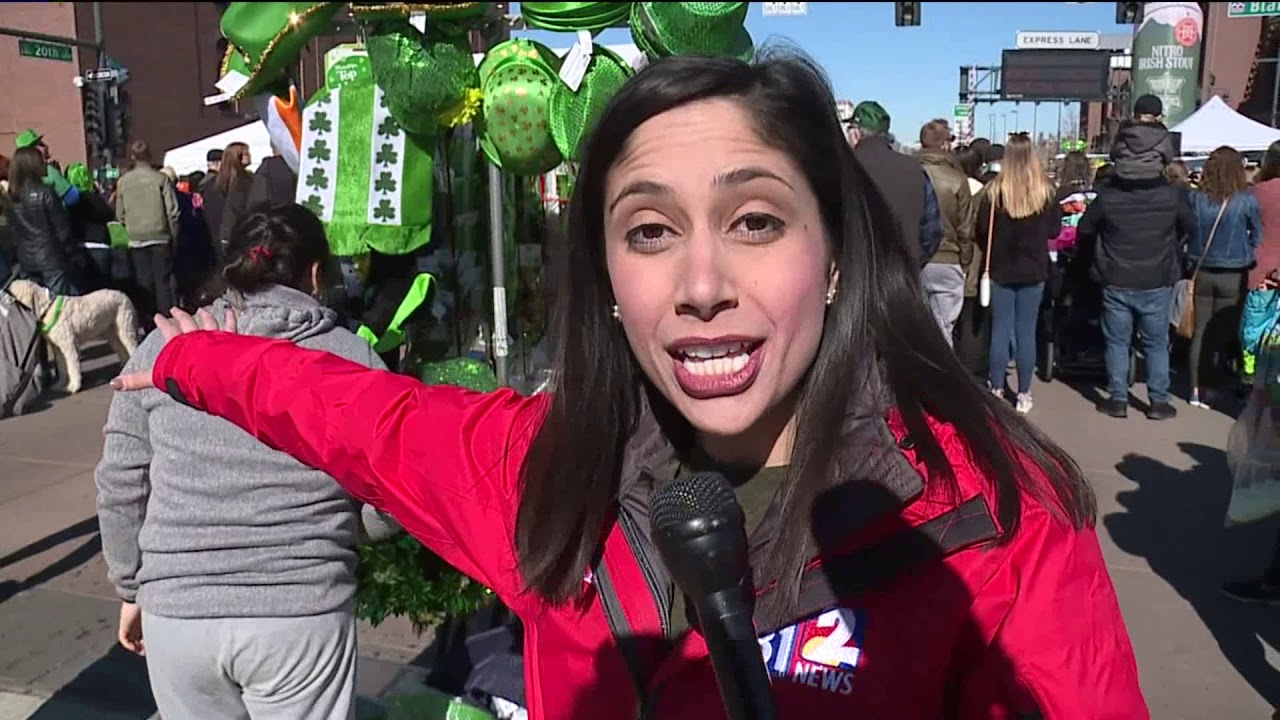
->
xmin=0 ymin=133 xmax=298 ymax=330
xmin=842 ymin=93 xmax=1279 ymax=425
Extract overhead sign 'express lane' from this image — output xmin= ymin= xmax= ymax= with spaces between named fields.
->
xmin=1015 ymin=31 xmax=1102 ymax=50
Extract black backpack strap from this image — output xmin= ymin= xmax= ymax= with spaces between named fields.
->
xmin=759 ymin=495 xmax=1000 ymax=635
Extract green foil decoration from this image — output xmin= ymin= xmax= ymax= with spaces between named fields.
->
xmin=365 ymin=21 xmax=479 ymax=136
xmin=419 ymin=356 xmax=499 ymax=392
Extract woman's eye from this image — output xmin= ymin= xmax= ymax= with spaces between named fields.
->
xmin=625 ymin=223 xmax=673 ymax=250
xmin=733 ymin=213 xmax=786 ymax=240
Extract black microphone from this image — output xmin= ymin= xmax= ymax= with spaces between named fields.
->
xmin=650 ymin=471 xmax=777 ymax=720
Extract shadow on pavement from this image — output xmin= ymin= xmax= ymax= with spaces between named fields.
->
xmin=1104 ymin=441 xmax=1280 ymax=706
xmin=0 ymin=517 xmax=102 ymax=605
xmin=25 ymin=644 xmax=155 ymax=720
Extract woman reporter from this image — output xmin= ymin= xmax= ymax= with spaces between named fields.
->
xmin=115 ymin=51 xmax=1146 ymax=719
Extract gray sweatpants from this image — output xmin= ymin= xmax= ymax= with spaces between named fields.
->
xmin=921 ymin=262 xmax=967 ymax=348
xmin=142 ymin=609 xmax=358 ymax=720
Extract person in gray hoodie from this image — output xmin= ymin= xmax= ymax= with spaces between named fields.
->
xmin=95 ymin=202 xmax=397 ymax=720
xmin=1110 ymin=94 xmax=1176 ymax=182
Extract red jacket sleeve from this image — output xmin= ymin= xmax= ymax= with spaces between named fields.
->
xmin=956 ymin=517 xmax=1149 ymax=719
xmin=152 ymin=332 xmax=548 ymax=605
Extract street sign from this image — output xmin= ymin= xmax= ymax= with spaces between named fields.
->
xmin=1015 ymin=31 xmax=1101 ymax=50
xmin=953 ymin=104 xmax=971 ymax=118
xmin=18 ymin=38 xmax=73 ymax=63
xmin=762 ymin=2 xmax=807 ymax=17
xmin=83 ymin=68 xmax=118 ymax=83
xmin=1227 ymin=2 xmax=1280 ymax=17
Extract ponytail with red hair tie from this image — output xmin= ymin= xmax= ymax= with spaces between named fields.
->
xmin=248 ymin=246 xmax=274 ymax=263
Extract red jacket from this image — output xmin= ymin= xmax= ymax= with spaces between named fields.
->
xmin=152 ymin=332 xmax=1149 ymax=720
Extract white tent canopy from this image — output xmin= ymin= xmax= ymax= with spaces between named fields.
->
xmin=162 ymin=121 xmax=272 ymax=176
xmin=1170 ymin=95 xmax=1280 ymax=154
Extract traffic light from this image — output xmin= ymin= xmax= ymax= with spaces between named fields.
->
xmin=894 ymin=1 xmax=920 ymax=27
xmin=959 ymin=67 xmax=971 ymax=102
xmin=107 ymin=89 xmax=129 ymax=151
xmin=1115 ymin=2 xmax=1142 ymax=24
xmin=81 ymin=85 xmax=105 ymax=154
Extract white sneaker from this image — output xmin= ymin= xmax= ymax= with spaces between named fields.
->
xmin=1015 ymin=393 xmax=1033 ymax=415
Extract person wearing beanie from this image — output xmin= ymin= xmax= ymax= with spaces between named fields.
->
xmin=845 ymin=100 xmax=942 ymax=267
xmin=1109 ymin=94 xmax=1175 ymax=182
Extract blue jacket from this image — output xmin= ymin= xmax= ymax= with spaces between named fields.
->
xmin=1188 ymin=189 xmax=1261 ymax=270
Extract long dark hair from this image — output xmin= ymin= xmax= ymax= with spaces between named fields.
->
xmin=201 ymin=202 xmax=330 ymax=301
xmin=1256 ymin=140 xmax=1280 ymax=184
xmin=214 ymin=142 xmax=252 ymax=195
xmin=1200 ymin=145 xmax=1248 ymax=203
xmin=1057 ymin=150 xmax=1093 ymax=190
xmin=7 ymin=147 xmax=46 ymax=200
xmin=516 ymin=51 xmax=1094 ymax=619
xmin=953 ymin=146 xmax=983 ymax=182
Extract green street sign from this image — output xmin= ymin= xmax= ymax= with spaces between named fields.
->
xmin=953 ymin=104 xmax=971 ymax=118
xmin=1227 ymin=2 xmax=1280 ymax=18
xmin=18 ymin=38 xmax=73 ymax=63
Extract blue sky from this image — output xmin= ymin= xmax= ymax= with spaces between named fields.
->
xmin=516 ymin=2 xmax=1133 ymax=144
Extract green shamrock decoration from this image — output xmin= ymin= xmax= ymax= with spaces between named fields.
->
xmin=305 ymin=168 xmax=329 ymax=190
xmin=374 ymin=171 xmax=397 ymax=194
xmin=307 ymin=139 xmax=331 ymax=162
xmin=302 ymin=194 xmax=324 ymax=215
xmin=308 ymin=112 xmax=332 ymax=134
xmin=373 ymin=199 xmax=396 ymax=221
xmin=377 ymin=116 xmax=401 ymax=138
xmin=375 ymin=143 xmax=398 ymax=166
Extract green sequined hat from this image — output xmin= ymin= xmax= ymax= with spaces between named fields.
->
xmin=476 ymin=38 xmax=564 ymax=177
xmin=218 ymin=2 xmax=344 ymax=100
xmin=364 ymin=20 xmax=482 ymax=136
xmin=521 ymin=2 xmax=630 ymax=32
xmin=630 ymin=2 xmax=754 ymax=63
xmin=350 ymin=2 xmax=493 ymax=36
xmin=548 ymin=44 xmax=633 ymax=162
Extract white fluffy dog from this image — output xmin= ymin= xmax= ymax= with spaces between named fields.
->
xmin=6 ymin=279 xmax=140 ymax=394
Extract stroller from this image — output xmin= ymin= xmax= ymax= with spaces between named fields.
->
xmin=0 ymin=270 xmax=45 ymax=418
xmin=1036 ymin=247 xmax=1136 ymax=386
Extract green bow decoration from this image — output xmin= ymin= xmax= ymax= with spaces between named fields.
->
xmin=475 ymin=38 xmax=564 ymax=177
xmin=548 ymin=43 xmax=634 ymax=162
xmin=364 ymin=20 xmax=483 ymax=136
xmin=357 ymin=273 xmax=436 ymax=353
xmin=218 ymin=2 xmax=343 ymax=100
xmin=521 ymin=1 xmax=630 ymax=32
xmin=630 ymin=2 xmax=754 ymax=63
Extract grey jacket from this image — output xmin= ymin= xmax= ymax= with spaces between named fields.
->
xmin=1110 ymin=120 xmax=1175 ymax=182
xmin=95 ymin=285 xmax=393 ymax=619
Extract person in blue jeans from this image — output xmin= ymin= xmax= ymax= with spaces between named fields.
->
xmin=975 ymin=133 xmax=1061 ymax=415
xmin=1077 ymin=142 xmax=1195 ymax=420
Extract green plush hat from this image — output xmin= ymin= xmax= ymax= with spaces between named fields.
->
xmin=219 ymin=2 xmax=343 ymax=100
xmin=477 ymin=38 xmax=563 ymax=177
xmin=14 ymin=129 xmax=42 ymax=149
xmin=365 ymin=20 xmax=482 ymax=136
xmin=549 ymin=44 xmax=633 ymax=162
xmin=350 ymin=2 xmax=492 ymax=34
xmin=522 ymin=2 xmax=630 ymax=33
xmin=65 ymin=163 xmax=94 ymax=193
xmin=630 ymin=2 xmax=753 ymax=63
xmin=851 ymin=101 xmax=890 ymax=134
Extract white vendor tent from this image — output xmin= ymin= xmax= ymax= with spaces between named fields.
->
xmin=1170 ymin=95 xmax=1280 ymax=154
xmin=162 ymin=121 xmax=272 ymax=176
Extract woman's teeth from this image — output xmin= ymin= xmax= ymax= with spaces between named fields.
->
xmin=679 ymin=345 xmax=752 ymax=376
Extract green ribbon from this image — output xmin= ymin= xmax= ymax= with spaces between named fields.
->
xmin=40 ymin=295 xmax=65 ymax=335
xmin=357 ymin=272 xmax=434 ymax=353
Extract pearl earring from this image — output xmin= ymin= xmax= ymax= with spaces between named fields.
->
xmin=610 ymin=304 xmax=621 ymax=320
xmin=825 ymin=286 xmax=837 ymax=305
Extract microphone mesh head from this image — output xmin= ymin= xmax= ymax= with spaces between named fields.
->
xmin=651 ymin=471 xmax=740 ymax=534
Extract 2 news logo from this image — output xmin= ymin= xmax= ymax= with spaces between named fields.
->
xmin=758 ymin=607 xmax=865 ymax=695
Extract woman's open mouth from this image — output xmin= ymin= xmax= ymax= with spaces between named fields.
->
xmin=668 ymin=337 xmax=765 ymax=400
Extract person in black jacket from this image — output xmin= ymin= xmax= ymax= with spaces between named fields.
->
xmin=1077 ymin=154 xmax=1196 ymax=420
xmin=6 ymin=147 xmax=78 ymax=295
xmin=248 ymin=144 xmax=298 ymax=209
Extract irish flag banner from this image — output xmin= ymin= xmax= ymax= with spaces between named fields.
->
xmin=296 ymin=78 xmax=434 ymax=257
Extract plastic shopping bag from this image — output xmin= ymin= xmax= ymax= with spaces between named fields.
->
xmin=1225 ymin=392 xmax=1280 ymax=526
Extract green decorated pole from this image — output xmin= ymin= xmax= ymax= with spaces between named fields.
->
xmin=1130 ymin=2 xmax=1203 ymax=125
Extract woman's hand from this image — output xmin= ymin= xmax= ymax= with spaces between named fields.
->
xmin=109 ymin=308 xmax=237 ymax=391
xmin=118 ymin=602 xmax=144 ymax=655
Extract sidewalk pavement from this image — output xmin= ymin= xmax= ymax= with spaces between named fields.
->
xmin=0 ymin=345 xmax=1277 ymax=718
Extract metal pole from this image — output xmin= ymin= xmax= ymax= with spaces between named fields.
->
xmin=91 ymin=1 xmax=113 ymax=171
xmin=0 ymin=25 xmax=99 ymax=49
xmin=92 ymin=1 xmax=104 ymax=65
xmin=1033 ymin=101 xmax=1039 ymax=141
xmin=487 ymin=6 xmax=511 ymax=386
xmin=1058 ymin=102 xmax=1064 ymax=141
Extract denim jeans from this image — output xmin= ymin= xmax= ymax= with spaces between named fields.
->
xmin=988 ymin=282 xmax=1044 ymax=394
xmin=1102 ymin=286 xmax=1172 ymax=404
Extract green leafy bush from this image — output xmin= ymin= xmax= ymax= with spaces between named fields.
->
xmin=355 ymin=534 xmax=493 ymax=633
